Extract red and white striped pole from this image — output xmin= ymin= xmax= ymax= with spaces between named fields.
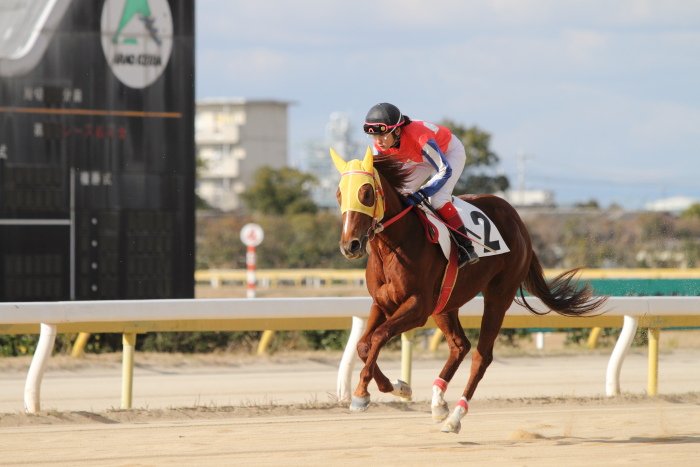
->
xmin=246 ymin=245 xmax=256 ymax=298
xmin=240 ymin=223 xmax=264 ymax=299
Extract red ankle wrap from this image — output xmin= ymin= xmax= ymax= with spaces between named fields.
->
xmin=456 ymin=398 xmax=469 ymax=413
xmin=433 ymin=378 xmax=448 ymax=392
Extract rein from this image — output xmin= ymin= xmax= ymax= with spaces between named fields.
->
xmin=373 ymin=205 xmax=413 ymax=234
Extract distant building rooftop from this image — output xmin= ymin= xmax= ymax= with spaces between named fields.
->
xmin=197 ymin=97 xmax=294 ymax=106
xmin=644 ymin=196 xmax=698 ymax=213
xmin=495 ymin=189 xmax=556 ymax=208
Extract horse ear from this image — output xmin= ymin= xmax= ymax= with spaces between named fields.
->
xmin=361 ymin=146 xmax=374 ymax=173
xmin=330 ymin=148 xmax=346 ymax=173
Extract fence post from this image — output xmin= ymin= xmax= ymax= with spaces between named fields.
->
xmin=648 ymin=327 xmax=660 ymax=395
xmin=71 ymin=332 xmax=91 ymax=357
xmin=337 ymin=316 xmax=367 ymax=401
xmin=400 ymin=330 xmax=415 ymax=400
xmin=605 ymin=315 xmax=638 ymax=396
xmin=24 ymin=323 xmax=57 ymax=413
xmin=121 ymin=332 xmax=137 ymax=409
xmin=429 ymin=329 xmax=444 ymax=352
xmin=257 ymin=330 xmax=275 ymax=355
xmin=587 ymin=327 xmax=602 ymax=349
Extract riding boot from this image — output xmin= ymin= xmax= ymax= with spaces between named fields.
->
xmin=437 ymin=202 xmax=479 ymax=267
xmin=453 ymin=225 xmax=479 ymax=267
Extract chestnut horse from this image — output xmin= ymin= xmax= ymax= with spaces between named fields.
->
xmin=331 ymin=147 xmax=607 ymax=434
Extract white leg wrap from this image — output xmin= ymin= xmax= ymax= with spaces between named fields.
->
xmin=440 ymin=398 xmax=468 ymax=434
xmin=431 ymin=379 xmax=450 ymax=422
xmin=431 ymin=385 xmax=446 ymax=409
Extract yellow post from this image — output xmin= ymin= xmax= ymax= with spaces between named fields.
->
xmin=257 ymin=330 xmax=275 ymax=355
xmin=401 ymin=330 xmax=415 ymax=400
xmin=648 ymin=327 xmax=660 ymax=396
xmin=71 ymin=332 xmax=91 ymax=357
xmin=587 ymin=327 xmax=602 ymax=349
xmin=429 ymin=329 xmax=444 ymax=352
xmin=121 ymin=332 xmax=136 ymax=409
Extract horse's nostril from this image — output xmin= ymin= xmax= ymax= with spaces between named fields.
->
xmin=349 ymin=240 xmax=361 ymax=253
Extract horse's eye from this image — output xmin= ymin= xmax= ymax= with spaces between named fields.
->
xmin=336 ymin=187 xmax=342 ymax=204
xmin=359 ymin=183 xmax=374 ymax=207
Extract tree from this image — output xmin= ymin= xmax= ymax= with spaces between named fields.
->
xmin=575 ymin=199 xmax=600 ymax=209
xmin=438 ymin=119 xmax=509 ymax=195
xmin=241 ymin=166 xmax=318 ymax=215
xmin=681 ymin=203 xmax=700 ymax=219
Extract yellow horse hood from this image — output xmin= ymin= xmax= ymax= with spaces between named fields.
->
xmin=330 ymin=147 xmax=384 ymax=221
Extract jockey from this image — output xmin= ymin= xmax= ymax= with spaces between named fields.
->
xmin=363 ymin=102 xmax=479 ymax=267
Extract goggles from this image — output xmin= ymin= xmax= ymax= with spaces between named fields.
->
xmin=363 ymin=121 xmax=402 ymax=135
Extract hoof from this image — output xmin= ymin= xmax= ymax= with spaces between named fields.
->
xmin=431 ymin=402 xmax=449 ymax=422
xmin=390 ymin=379 xmax=412 ymax=398
xmin=440 ymin=417 xmax=461 ymax=434
xmin=350 ymin=396 xmax=371 ymax=412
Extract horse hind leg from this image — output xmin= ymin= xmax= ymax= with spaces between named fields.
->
xmin=431 ymin=311 xmax=471 ymax=422
xmin=441 ymin=289 xmax=511 ymax=434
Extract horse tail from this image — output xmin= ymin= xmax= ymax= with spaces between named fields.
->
xmin=516 ymin=252 xmax=607 ymax=317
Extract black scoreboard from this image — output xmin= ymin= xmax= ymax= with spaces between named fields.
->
xmin=0 ymin=0 xmax=195 ymax=301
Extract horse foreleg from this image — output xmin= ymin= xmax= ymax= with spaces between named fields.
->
xmin=351 ymin=328 xmax=403 ymax=411
xmin=351 ymin=335 xmax=395 ymax=412
xmin=351 ymin=298 xmax=424 ymax=411
xmin=350 ymin=307 xmax=395 ymax=411
xmin=431 ymin=311 xmax=471 ymax=422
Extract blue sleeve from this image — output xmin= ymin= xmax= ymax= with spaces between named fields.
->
xmin=419 ymin=139 xmax=451 ymax=197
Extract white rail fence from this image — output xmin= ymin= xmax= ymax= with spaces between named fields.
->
xmin=1 ymin=297 xmax=699 ymax=413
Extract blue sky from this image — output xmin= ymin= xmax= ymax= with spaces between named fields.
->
xmin=195 ymin=0 xmax=700 ymax=209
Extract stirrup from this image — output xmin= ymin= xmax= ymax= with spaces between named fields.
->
xmin=458 ymin=246 xmax=479 ymax=267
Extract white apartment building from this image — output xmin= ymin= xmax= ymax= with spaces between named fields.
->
xmin=195 ymin=98 xmax=289 ymax=211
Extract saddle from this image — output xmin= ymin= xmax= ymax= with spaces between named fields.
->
xmin=411 ymin=199 xmax=511 ymax=315
xmin=415 ymin=198 xmax=511 ymax=261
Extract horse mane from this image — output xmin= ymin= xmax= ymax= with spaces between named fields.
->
xmin=373 ymin=154 xmax=414 ymax=191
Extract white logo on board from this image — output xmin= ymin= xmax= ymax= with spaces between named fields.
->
xmin=100 ymin=0 xmax=173 ymax=89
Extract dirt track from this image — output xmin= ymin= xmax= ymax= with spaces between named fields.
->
xmin=1 ymin=346 xmax=699 ymax=466
xmin=1 ymin=396 xmax=699 ymax=466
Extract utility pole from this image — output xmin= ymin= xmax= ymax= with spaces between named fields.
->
xmin=516 ymin=149 xmax=534 ymax=204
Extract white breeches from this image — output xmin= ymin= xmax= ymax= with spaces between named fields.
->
xmin=402 ymin=134 xmax=466 ymax=210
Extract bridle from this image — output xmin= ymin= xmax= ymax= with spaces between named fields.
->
xmin=339 ymin=168 xmax=413 ymax=241
xmin=339 ymin=168 xmax=385 ymax=241
xmin=332 ymin=146 xmax=414 ymax=244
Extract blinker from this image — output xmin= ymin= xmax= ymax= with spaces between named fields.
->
xmin=330 ymin=147 xmax=385 ymax=222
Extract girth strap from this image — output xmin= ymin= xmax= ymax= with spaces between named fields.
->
xmin=432 ymin=242 xmax=459 ymax=315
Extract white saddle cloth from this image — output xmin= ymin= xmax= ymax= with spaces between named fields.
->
xmin=424 ymin=197 xmax=510 ymax=260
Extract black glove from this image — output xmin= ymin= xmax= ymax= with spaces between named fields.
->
xmin=405 ymin=190 xmax=427 ymax=206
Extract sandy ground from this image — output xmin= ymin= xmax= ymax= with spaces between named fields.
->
xmin=1 ymin=284 xmax=699 ymax=466
xmin=1 ymin=395 xmax=699 ymax=466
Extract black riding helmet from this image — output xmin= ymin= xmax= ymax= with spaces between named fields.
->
xmin=363 ymin=103 xmax=405 ymax=135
